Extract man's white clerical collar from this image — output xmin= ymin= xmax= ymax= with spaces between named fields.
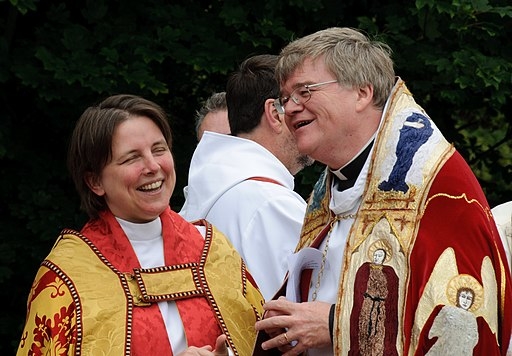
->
xmin=330 ymin=135 xmax=375 ymax=182
xmin=332 ymin=169 xmax=348 ymax=181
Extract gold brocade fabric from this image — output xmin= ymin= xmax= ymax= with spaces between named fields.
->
xmin=298 ymin=79 xmax=451 ymax=354
xmin=18 ymin=233 xmax=128 ymax=355
xmin=334 ymin=80 xmax=453 ymax=355
xmin=260 ymin=78 xmax=512 ymax=355
xmin=17 ymin=220 xmax=264 ymax=356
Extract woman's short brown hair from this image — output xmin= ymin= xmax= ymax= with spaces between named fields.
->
xmin=67 ymin=94 xmax=172 ymax=219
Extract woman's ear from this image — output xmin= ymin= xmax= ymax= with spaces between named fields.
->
xmin=85 ymin=172 xmax=105 ymax=196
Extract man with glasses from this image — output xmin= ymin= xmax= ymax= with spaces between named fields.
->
xmin=255 ymin=27 xmax=512 ymax=355
xmin=180 ymin=54 xmax=313 ymax=301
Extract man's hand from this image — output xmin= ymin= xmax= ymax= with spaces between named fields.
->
xmin=255 ymin=297 xmax=332 ymax=355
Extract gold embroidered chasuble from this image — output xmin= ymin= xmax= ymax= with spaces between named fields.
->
xmin=296 ymin=79 xmax=512 ymax=355
xmin=17 ymin=208 xmax=264 ymax=356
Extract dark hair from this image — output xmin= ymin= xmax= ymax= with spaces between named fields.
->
xmin=67 ymin=94 xmax=172 ymax=219
xmin=226 ymin=54 xmax=279 ymax=135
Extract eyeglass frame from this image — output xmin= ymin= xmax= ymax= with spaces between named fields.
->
xmin=274 ymin=80 xmax=338 ymax=115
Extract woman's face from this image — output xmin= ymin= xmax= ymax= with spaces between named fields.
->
xmin=88 ymin=115 xmax=176 ymax=222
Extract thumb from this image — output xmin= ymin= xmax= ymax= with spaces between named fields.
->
xmin=213 ymin=334 xmax=228 ymax=356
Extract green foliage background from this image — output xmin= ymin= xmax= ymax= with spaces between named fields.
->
xmin=1 ymin=0 xmax=511 ymax=352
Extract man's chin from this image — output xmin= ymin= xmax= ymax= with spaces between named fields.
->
xmin=299 ymin=155 xmax=315 ymax=168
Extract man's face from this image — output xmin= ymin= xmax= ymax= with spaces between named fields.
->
xmin=280 ymin=57 xmax=367 ymax=170
xmin=277 ymin=111 xmax=315 ymax=175
xmin=198 ymin=109 xmax=230 ymax=141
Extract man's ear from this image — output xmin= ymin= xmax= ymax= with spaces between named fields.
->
xmin=263 ymin=98 xmax=283 ymax=133
xmin=85 ymin=172 xmax=105 ymax=196
xmin=355 ymin=84 xmax=374 ymax=112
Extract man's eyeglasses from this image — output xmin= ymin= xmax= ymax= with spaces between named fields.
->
xmin=274 ymin=80 xmax=338 ymax=115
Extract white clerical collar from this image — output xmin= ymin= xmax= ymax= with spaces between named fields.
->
xmin=331 ymin=168 xmax=348 ymax=181
xmin=116 ymin=216 xmax=162 ymax=242
xmin=330 ymin=134 xmax=376 ymax=181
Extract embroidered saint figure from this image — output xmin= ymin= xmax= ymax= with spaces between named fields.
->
xmin=350 ymin=239 xmax=399 ymax=355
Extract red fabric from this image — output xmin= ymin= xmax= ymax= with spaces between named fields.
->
xmin=23 ymin=270 xmax=78 ymax=355
xmin=349 ymin=263 xmax=399 ymax=355
xmin=402 ymin=151 xmax=512 ymax=355
xmin=162 ymin=210 xmax=221 ymax=348
xmin=246 ymin=176 xmax=283 ymax=186
xmin=82 ymin=207 xmax=221 ymax=355
xmin=299 ymin=222 xmax=333 ymax=302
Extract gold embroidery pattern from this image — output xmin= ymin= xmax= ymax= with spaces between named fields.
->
xmin=333 ymin=80 xmax=453 ymax=354
xmin=41 ymin=261 xmax=83 ymax=353
xmin=367 ymin=239 xmax=393 ymax=263
xmin=198 ymin=221 xmax=264 ymax=356
xmin=296 ymin=175 xmax=333 ymax=251
xmin=59 ymin=229 xmax=134 ymax=355
xmin=424 ymin=192 xmax=486 ymax=213
xmin=199 ymin=222 xmax=234 ymax=352
xmin=446 ymin=274 xmax=484 ymax=312
xmin=56 ymin=230 xmax=133 ymax=355
xmin=132 ymin=264 xmax=205 ymax=303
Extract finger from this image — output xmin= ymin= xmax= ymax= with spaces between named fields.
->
xmin=213 ymin=334 xmax=228 ymax=356
xmin=262 ymin=296 xmax=290 ymax=311
xmin=255 ymin=315 xmax=289 ymax=331
xmin=283 ymin=332 xmax=290 ymax=344
xmin=278 ymin=344 xmax=295 ymax=354
xmin=261 ymin=332 xmax=291 ymax=350
xmin=198 ymin=345 xmax=213 ymax=351
xmin=282 ymin=345 xmax=303 ymax=356
xmin=263 ymin=309 xmax=281 ymax=318
xmin=267 ymin=327 xmax=285 ymax=338
xmin=280 ymin=338 xmax=305 ymax=356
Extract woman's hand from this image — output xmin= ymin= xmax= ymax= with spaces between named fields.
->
xmin=178 ymin=335 xmax=228 ymax=356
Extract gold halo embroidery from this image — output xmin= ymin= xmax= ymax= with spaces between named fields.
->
xmin=367 ymin=239 xmax=393 ymax=264
xmin=446 ymin=274 xmax=483 ymax=312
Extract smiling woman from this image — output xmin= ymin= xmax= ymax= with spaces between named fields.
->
xmin=15 ymin=94 xmax=265 ymax=356
xmin=86 ymin=115 xmax=176 ymax=223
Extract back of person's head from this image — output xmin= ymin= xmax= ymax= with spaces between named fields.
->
xmin=226 ymin=54 xmax=279 ymax=135
xmin=276 ymin=27 xmax=395 ymax=109
xmin=195 ymin=91 xmax=228 ymax=139
xmin=68 ymin=94 xmax=172 ymax=219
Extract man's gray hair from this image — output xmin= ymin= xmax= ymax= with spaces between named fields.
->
xmin=276 ymin=27 xmax=395 ymax=109
xmin=195 ymin=92 xmax=227 ymax=136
